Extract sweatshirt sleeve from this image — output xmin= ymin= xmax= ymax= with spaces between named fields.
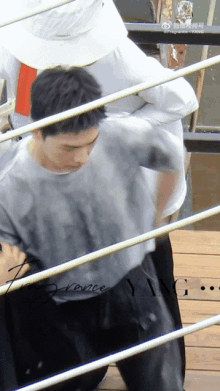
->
xmin=114 ymin=38 xmax=199 ymax=125
xmin=0 ymin=44 xmax=20 ymax=97
xmin=105 ymin=115 xmax=184 ymax=173
xmin=0 ymin=203 xmax=20 ymax=246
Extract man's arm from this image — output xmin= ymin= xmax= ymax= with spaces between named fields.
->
xmin=115 ymin=38 xmax=199 ymax=125
xmin=137 ymin=123 xmax=185 ymax=225
xmin=106 ymin=115 xmax=184 ymax=171
xmin=154 ymin=171 xmax=179 ymax=227
xmin=106 ymin=116 xmax=185 ymax=220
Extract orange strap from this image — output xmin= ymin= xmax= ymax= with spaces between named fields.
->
xmin=15 ymin=63 xmax=37 ymax=117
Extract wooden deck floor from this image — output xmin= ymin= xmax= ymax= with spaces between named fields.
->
xmin=98 ymin=230 xmax=220 ymax=390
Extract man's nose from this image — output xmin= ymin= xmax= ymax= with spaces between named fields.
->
xmin=73 ymin=147 xmax=90 ymax=164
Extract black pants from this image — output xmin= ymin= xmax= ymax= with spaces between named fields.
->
xmin=5 ymin=253 xmax=184 ymax=391
xmin=151 ymin=235 xmax=186 ymax=380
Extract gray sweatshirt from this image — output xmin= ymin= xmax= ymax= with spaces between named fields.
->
xmin=0 ymin=116 xmax=184 ymax=301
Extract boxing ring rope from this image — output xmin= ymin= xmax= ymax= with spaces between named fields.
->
xmin=0 ymin=54 xmax=220 ymax=143
xmin=0 ymin=0 xmax=75 ymax=28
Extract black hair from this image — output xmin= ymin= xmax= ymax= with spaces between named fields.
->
xmin=30 ymin=66 xmax=106 ymax=138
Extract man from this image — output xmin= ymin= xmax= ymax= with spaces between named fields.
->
xmin=0 ymin=1 xmax=198 ymax=386
xmin=0 ymin=66 xmax=185 ymax=390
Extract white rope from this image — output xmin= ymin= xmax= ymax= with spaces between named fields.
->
xmin=16 ymin=313 xmax=220 ymax=391
xmin=1 ymin=54 xmax=220 ymax=143
xmin=0 ymin=0 xmax=74 ymax=28
xmin=1 ymin=204 xmax=220 ymax=296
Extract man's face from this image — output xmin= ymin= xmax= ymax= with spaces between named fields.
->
xmin=35 ymin=127 xmax=99 ymax=173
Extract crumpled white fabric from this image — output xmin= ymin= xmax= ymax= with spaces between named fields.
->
xmin=20 ymin=0 xmax=103 ymax=40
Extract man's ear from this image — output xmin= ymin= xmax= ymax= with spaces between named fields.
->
xmin=32 ymin=129 xmax=43 ymax=140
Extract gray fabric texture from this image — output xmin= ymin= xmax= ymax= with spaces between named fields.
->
xmin=0 ymin=116 xmax=183 ymax=302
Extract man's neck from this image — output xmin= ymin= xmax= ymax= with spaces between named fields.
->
xmin=28 ymin=138 xmax=61 ymax=172
xmin=28 ymin=138 xmax=45 ymax=166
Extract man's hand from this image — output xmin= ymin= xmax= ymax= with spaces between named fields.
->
xmin=0 ymin=242 xmax=29 ymax=286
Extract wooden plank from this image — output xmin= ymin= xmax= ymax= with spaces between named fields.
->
xmin=173 ymin=254 xmax=220 ymax=279
xmin=191 ymin=154 xmax=220 ymax=231
xmin=183 ymin=324 xmax=220 ymax=348
xmin=179 ymin=300 xmax=220 ymax=323
xmin=99 ymin=366 xmax=220 ymax=390
xmin=159 ymin=0 xmax=172 ymax=67
xmin=109 ymin=346 xmax=220 ymax=371
xmin=105 ymin=325 xmax=220 ymax=350
xmin=168 ymin=0 xmax=191 ymax=69
xmin=186 ymin=346 xmax=220 ymax=371
xmin=170 ymin=230 xmax=220 ymax=255
xmin=0 ymin=79 xmax=5 ymax=102
xmin=103 ymin=345 xmax=220 ymax=368
xmin=185 ymin=370 xmax=220 ymax=390
xmin=98 ymin=366 xmax=126 ymax=390
xmin=174 ymin=277 xmax=220 ymax=301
